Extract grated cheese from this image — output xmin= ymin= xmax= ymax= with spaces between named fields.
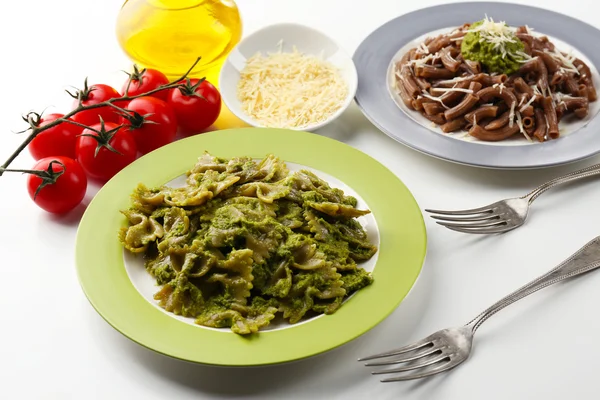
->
xmin=237 ymin=48 xmax=348 ymax=129
xmin=416 ymin=42 xmax=430 ymax=55
xmin=493 ymin=82 xmax=506 ymax=94
xmin=420 ymin=91 xmax=450 ymax=109
xmin=515 ymin=111 xmax=533 ymax=141
xmin=544 ymin=48 xmax=579 ymax=75
xmin=436 ymin=75 xmax=475 ymax=85
xmin=467 ymin=15 xmax=520 ymax=60
xmin=407 ymin=52 xmax=441 ymax=68
xmin=520 ymin=94 xmax=537 ymax=112
xmin=430 ymin=87 xmax=474 ymax=94
xmin=508 ymin=101 xmax=516 ymax=128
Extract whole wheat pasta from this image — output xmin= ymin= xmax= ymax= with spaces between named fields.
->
xmin=393 ymin=19 xmax=597 ymax=142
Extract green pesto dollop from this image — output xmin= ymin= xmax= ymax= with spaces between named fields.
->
xmin=461 ymin=20 xmax=525 ymax=75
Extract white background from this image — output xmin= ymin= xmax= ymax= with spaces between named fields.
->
xmin=2 ymin=0 xmax=600 ymax=399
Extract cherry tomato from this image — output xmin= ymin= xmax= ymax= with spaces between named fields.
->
xmin=71 ymin=82 xmax=122 ymax=127
xmin=75 ymin=122 xmax=137 ymax=182
xmin=28 ymin=113 xmax=82 ymax=160
xmin=122 ymin=67 xmax=170 ymax=101
xmin=121 ymin=96 xmax=177 ymax=155
xmin=26 ymin=156 xmax=87 ymax=214
xmin=167 ymin=78 xmax=221 ymax=136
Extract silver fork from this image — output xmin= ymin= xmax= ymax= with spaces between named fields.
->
xmin=359 ymin=236 xmax=600 ymax=382
xmin=425 ymin=162 xmax=600 ymax=234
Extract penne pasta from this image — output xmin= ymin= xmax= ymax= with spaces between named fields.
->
xmin=465 ymin=105 xmax=498 ymax=123
xmin=533 ymin=107 xmax=547 ymax=142
xmin=441 ymin=118 xmax=468 ymax=133
xmin=415 ymin=65 xmax=455 ymax=79
xmin=444 ymin=93 xmax=480 ymax=121
xmin=422 ymin=112 xmax=446 ymax=125
xmin=440 ymin=47 xmax=461 ymax=72
xmin=392 ymin=20 xmax=596 ymax=142
xmin=423 ymin=102 xmax=446 ymax=116
xmin=541 ymin=96 xmax=559 ymax=139
xmin=469 ymin=123 xmax=521 ymax=141
xmin=485 ymin=110 xmax=511 ymax=130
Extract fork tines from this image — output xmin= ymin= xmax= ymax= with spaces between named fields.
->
xmin=358 ymin=339 xmax=453 ymax=382
xmin=425 ymin=206 xmax=510 ymax=234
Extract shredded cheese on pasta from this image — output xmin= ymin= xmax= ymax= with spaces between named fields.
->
xmin=430 ymin=87 xmax=474 ymax=94
xmin=436 ymin=76 xmax=475 ymax=85
xmin=237 ymin=48 xmax=348 ymax=129
xmin=420 ymin=91 xmax=450 ymax=109
xmin=544 ymin=48 xmax=579 ymax=75
xmin=520 ymin=94 xmax=537 ymax=112
xmin=515 ymin=111 xmax=532 ymax=141
xmin=509 ymin=101 xmax=516 ymax=128
xmin=467 ymin=15 xmax=528 ymax=61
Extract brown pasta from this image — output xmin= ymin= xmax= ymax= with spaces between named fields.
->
xmin=522 ymin=115 xmax=535 ymax=130
xmin=575 ymin=108 xmax=589 ymax=118
xmin=541 ymin=96 xmax=559 ymax=139
xmin=562 ymin=97 xmax=589 ymax=114
xmin=440 ymin=47 xmax=461 ymax=72
xmin=398 ymin=66 xmax=421 ymax=97
xmin=477 ymin=86 xmax=517 ymax=107
xmin=465 ymin=105 xmax=498 ymax=123
xmin=395 ymin=79 xmax=415 ymax=110
xmin=564 ymin=76 xmax=580 ymax=95
xmin=533 ymin=49 xmax=560 ymax=74
xmin=514 ymin=77 xmax=534 ymax=95
xmin=444 ymin=93 xmax=480 ymax=121
xmin=532 ymin=107 xmax=547 ymax=142
xmin=485 ymin=110 xmax=511 ymax=130
xmin=469 ymin=123 xmax=521 ymax=141
xmin=441 ymin=118 xmax=468 ymax=133
xmin=423 ymin=102 xmax=446 ymax=116
xmin=393 ymin=21 xmax=596 ymax=142
xmin=521 ymin=105 xmax=535 ymax=117
xmin=415 ymin=65 xmax=455 ymax=79
xmin=422 ymin=112 xmax=446 ymax=125
xmin=414 ymin=76 xmax=431 ymax=91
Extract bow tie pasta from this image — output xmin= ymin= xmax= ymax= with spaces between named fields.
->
xmin=119 ymin=153 xmax=377 ymax=335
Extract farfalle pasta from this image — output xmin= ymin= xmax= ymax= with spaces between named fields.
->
xmin=119 ymin=153 xmax=377 ymax=335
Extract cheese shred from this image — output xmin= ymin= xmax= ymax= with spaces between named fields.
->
xmin=237 ymin=48 xmax=348 ymax=129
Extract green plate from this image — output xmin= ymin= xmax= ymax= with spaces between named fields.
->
xmin=75 ymin=128 xmax=427 ymax=366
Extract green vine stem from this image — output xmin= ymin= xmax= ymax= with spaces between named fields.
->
xmin=0 ymin=56 xmax=202 ymax=177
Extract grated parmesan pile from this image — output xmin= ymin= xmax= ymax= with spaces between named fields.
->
xmin=236 ymin=48 xmax=348 ymax=129
xmin=467 ymin=15 xmax=529 ymax=62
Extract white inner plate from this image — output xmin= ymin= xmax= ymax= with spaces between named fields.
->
xmin=123 ymin=162 xmax=380 ymax=333
xmin=387 ymin=26 xmax=600 ymax=146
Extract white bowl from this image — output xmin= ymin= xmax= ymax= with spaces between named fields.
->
xmin=219 ymin=23 xmax=358 ymax=131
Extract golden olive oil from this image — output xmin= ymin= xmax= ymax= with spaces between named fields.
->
xmin=116 ymin=0 xmax=242 ymax=81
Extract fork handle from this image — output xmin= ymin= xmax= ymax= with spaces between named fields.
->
xmin=466 ymin=236 xmax=600 ymax=333
xmin=524 ymin=163 xmax=600 ymax=204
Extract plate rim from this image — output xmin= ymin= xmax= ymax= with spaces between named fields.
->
xmin=353 ymin=1 xmax=600 ymax=169
xmin=75 ymin=127 xmax=427 ymax=366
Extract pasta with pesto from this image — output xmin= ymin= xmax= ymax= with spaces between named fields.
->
xmin=119 ymin=153 xmax=377 ymax=335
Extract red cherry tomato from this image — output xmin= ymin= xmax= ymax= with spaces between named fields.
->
xmin=75 ymin=122 xmax=137 ymax=182
xmin=121 ymin=96 xmax=178 ymax=155
xmin=122 ymin=67 xmax=170 ymax=101
xmin=28 ymin=113 xmax=82 ymax=160
xmin=72 ymin=82 xmax=122 ymax=127
xmin=167 ymin=79 xmax=221 ymax=136
xmin=26 ymin=156 xmax=87 ymax=214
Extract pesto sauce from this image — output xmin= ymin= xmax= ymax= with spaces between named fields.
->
xmin=461 ymin=20 xmax=525 ymax=75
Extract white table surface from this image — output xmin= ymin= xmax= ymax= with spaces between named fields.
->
xmin=2 ymin=0 xmax=600 ymax=398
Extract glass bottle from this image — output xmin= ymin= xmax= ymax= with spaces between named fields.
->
xmin=115 ymin=0 xmax=243 ymax=85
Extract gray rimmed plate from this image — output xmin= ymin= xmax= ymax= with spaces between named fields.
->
xmin=353 ymin=2 xmax=600 ymax=169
